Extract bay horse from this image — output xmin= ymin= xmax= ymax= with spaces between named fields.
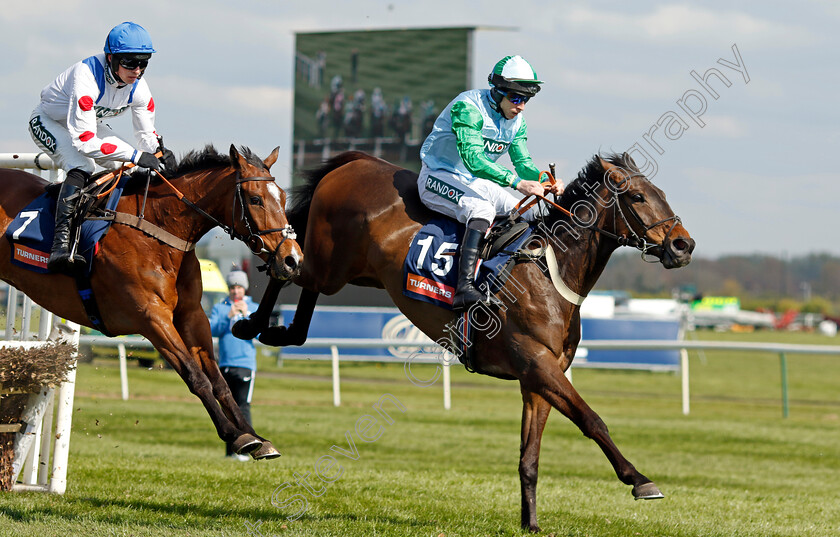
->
xmin=0 ymin=145 xmax=302 ymax=459
xmin=239 ymin=151 xmax=694 ymax=530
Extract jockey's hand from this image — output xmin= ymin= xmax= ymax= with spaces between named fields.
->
xmin=160 ymin=148 xmax=177 ymax=173
xmin=544 ymin=178 xmax=564 ymax=196
xmin=136 ymin=152 xmax=162 ymax=171
xmin=515 ymin=179 xmax=547 ymax=197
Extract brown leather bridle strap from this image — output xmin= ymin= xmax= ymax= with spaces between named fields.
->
xmin=150 ymin=169 xmax=294 ymax=259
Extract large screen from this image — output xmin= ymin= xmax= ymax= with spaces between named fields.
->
xmin=292 ymin=27 xmax=474 ymax=180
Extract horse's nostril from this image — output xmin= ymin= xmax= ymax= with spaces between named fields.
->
xmin=672 ymin=239 xmax=688 ymax=252
xmin=284 ymin=256 xmax=298 ymax=271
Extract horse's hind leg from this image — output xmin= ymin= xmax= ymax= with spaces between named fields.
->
xmin=258 ymin=289 xmax=319 ymax=347
xmin=519 ymin=388 xmax=552 ymax=533
xmin=522 ymin=351 xmax=663 ymax=500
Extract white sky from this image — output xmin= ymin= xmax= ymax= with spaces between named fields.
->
xmin=2 ymin=1 xmax=837 ymax=258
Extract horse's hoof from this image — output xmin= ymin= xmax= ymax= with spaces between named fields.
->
xmin=232 ymin=433 xmax=262 ymax=455
xmin=251 ymin=440 xmax=282 ymax=460
xmin=258 ymin=326 xmax=302 ymax=347
xmin=633 ymin=481 xmax=665 ymax=500
xmin=231 ymin=318 xmax=262 ymax=340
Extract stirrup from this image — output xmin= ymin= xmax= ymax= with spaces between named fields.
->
xmin=452 ymin=288 xmax=503 ymax=312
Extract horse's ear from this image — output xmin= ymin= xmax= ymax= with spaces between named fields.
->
xmin=263 ymin=146 xmax=280 ymax=170
xmin=230 ymin=145 xmax=240 ymax=169
xmin=598 ymin=156 xmax=624 ymax=184
xmin=230 ymin=144 xmax=248 ymax=171
xmin=598 ymin=156 xmax=616 ymax=173
xmin=621 ymin=152 xmax=638 ymax=170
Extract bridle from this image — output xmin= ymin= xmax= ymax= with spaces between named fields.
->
xmin=75 ymin=151 xmax=297 ymax=275
xmin=603 ymin=171 xmax=682 ymax=262
xmin=514 ymin=168 xmax=681 ymax=262
xmin=147 ymin=168 xmax=296 ymax=272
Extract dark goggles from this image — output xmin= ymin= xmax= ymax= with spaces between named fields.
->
xmin=118 ymin=57 xmax=149 ymax=70
xmin=501 ymin=91 xmax=530 ymax=105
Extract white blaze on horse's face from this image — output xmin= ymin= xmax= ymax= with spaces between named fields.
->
xmin=266 ymin=181 xmax=285 ymax=212
xmin=266 ymin=181 xmax=302 ymax=267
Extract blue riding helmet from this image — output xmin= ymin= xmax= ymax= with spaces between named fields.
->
xmin=104 ymin=22 xmax=156 ymax=55
xmin=104 ymin=22 xmax=155 ymax=83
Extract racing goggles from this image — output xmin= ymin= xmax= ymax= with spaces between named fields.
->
xmin=500 ymin=91 xmax=530 ymax=105
xmin=118 ymin=56 xmax=150 ymax=70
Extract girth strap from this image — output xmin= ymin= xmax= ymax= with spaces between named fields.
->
xmin=74 ymin=271 xmax=113 ymax=337
xmin=108 ymin=212 xmax=196 ymax=252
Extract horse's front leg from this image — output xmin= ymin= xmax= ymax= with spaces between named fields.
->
xmin=173 ymin=303 xmax=280 ymax=459
xmin=519 ymin=388 xmax=552 ymax=533
xmin=521 ymin=347 xmax=664 ymax=501
xmin=231 ymin=278 xmax=285 ymax=340
xmin=143 ymin=317 xmax=262 ymax=456
xmin=258 ymin=288 xmax=319 ymax=346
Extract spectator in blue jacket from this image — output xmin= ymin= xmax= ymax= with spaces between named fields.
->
xmin=209 ymin=269 xmax=258 ymax=461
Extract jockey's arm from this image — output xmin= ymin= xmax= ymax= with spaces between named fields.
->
xmin=129 ymin=81 xmax=160 ymax=153
xmin=66 ymin=64 xmax=151 ymax=165
xmin=509 ymin=122 xmax=563 ymax=196
xmin=508 ymin=121 xmax=541 ymax=181
xmin=451 ymin=101 xmax=519 ymax=188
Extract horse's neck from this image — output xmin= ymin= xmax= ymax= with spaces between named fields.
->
xmin=145 ymin=170 xmax=233 ymax=244
xmin=544 ymin=205 xmax=619 ymax=299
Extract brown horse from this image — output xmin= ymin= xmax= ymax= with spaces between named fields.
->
xmin=239 ymin=151 xmax=694 ymax=530
xmin=0 ymin=145 xmax=302 ymax=459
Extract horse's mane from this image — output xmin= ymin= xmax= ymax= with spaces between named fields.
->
xmin=544 ymin=152 xmax=641 ymax=228
xmin=104 ymin=145 xmax=266 ymax=192
xmin=171 ymin=145 xmax=267 ymax=177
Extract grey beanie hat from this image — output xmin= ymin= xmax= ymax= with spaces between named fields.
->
xmin=226 ymin=270 xmax=249 ymax=291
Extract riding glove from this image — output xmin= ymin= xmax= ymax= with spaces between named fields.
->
xmin=160 ymin=149 xmax=177 ymax=172
xmin=136 ymin=152 xmax=162 ymax=171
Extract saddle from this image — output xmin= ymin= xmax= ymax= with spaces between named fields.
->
xmin=45 ymin=180 xmax=113 ymax=222
xmin=480 ymin=218 xmax=531 ymax=260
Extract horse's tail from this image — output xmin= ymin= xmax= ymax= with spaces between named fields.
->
xmin=287 ymin=151 xmax=379 ymax=242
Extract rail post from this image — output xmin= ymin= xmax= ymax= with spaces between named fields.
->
xmin=331 ymin=345 xmax=341 ymax=407
xmin=779 ymin=352 xmax=789 ymax=418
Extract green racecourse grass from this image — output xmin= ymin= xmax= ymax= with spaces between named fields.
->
xmin=1 ymin=330 xmax=839 ymax=536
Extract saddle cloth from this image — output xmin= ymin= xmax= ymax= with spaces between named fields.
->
xmin=6 ymin=179 xmax=126 ymax=275
xmin=402 ymin=217 xmax=533 ymax=310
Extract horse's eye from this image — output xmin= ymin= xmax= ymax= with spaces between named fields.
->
xmin=250 ymin=196 xmax=263 ymax=206
xmin=631 ymin=193 xmax=645 ymax=203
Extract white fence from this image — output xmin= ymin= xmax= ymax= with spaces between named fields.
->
xmin=0 ymin=152 xmax=64 ymax=182
xmin=1 ymin=152 xmax=78 ymax=493
xmin=77 ymin=334 xmax=840 ymax=418
xmin=3 ymin=288 xmax=79 ymax=494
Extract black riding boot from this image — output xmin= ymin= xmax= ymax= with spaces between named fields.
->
xmin=47 ymin=176 xmax=86 ymax=274
xmin=452 ymin=225 xmax=496 ymax=312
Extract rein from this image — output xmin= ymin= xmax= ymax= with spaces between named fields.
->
xmin=513 ymin=170 xmax=681 ymax=259
xmin=88 ymin=163 xmax=295 ymax=268
xmin=510 ymin=167 xmax=683 ymax=304
xmin=149 ymin=169 xmax=297 ymax=268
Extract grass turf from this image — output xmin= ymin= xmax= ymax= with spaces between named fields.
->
xmin=0 ymin=330 xmax=838 ymax=536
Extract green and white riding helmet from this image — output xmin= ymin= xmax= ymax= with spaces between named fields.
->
xmin=487 ymin=55 xmax=543 ymax=98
